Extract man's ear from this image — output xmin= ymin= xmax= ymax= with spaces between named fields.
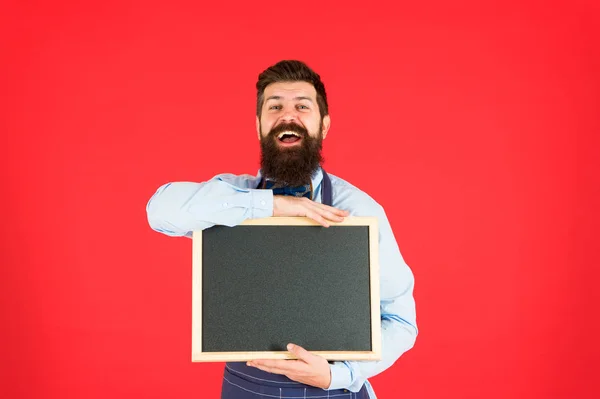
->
xmin=256 ymin=116 xmax=261 ymax=141
xmin=322 ymin=115 xmax=331 ymax=139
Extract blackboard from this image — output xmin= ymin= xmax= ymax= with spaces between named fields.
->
xmin=191 ymin=217 xmax=380 ymax=362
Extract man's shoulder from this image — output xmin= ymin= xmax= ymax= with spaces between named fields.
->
xmin=328 ymin=172 xmax=385 ymax=214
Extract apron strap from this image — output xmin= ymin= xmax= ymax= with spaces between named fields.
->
xmin=321 ymin=169 xmax=332 ymax=207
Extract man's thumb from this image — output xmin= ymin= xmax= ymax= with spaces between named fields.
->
xmin=287 ymin=343 xmax=311 ymax=360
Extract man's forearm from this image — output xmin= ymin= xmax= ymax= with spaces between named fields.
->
xmin=146 ymin=178 xmax=273 ymax=236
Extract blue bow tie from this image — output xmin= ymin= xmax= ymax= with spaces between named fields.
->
xmin=265 ymin=180 xmax=312 ymax=199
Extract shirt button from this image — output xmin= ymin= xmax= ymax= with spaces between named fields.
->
xmin=260 ymin=200 xmax=266 ymax=206
xmin=222 ymin=202 xmax=228 ymax=207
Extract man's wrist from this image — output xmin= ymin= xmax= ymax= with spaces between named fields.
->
xmin=250 ymin=189 xmax=273 ymax=218
xmin=325 ymin=362 xmax=353 ymax=390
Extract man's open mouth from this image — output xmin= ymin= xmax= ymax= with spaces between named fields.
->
xmin=277 ymin=131 xmax=302 ymax=144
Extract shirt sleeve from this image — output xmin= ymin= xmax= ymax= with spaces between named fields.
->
xmin=327 ymin=205 xmax=418 ymax=392
xmin=146 ymin=175 xmax=273 ymax=237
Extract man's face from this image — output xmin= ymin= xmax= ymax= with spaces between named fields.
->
xmin=256 ymin=81 xmax=331 ymax=186
xmin=256 ymin=81 xmax=330 ymax=144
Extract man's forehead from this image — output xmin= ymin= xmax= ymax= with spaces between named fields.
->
xmin=264 ymin=81 xmax=317 ymax=99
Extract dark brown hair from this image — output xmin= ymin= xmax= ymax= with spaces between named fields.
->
xmin=256 ymin=60 xmax=329 ymax=118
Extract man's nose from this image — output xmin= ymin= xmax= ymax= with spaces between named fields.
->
xmin=280 ymin=108 xmax=298 ymax=123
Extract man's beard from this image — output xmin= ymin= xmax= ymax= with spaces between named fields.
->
xmin=259 ymin=121 xmax=324 ymax=187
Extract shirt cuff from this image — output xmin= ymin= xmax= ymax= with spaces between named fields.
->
xmin=250 ymin=189 xmax=273 ymax=219
xmin=327 ymin=362 xmax=353 ymax=390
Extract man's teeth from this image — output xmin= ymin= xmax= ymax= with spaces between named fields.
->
xmin=278 ymin=131 xmax=301 ymax=139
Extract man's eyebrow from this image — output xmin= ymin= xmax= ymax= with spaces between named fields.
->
xmin=294 ymin=96 xmax=314 ymax=103
xmin=265 ymin=95 xmax=314 ymax=103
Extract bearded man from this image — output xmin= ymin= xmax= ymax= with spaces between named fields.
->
xmin=146 ymin=59 xmax=418 ymax=399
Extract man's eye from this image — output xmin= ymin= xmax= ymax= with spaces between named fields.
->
xmin=269 ymin=105 xmax=282 ymax=110
xmin=297 ymin=105 xmax=309 ymax=110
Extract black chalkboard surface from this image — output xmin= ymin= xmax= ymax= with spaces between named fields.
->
xmin=191 ymin=217 xmax=380 ymax=362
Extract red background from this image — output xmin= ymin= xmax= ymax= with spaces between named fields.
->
xmin=2 ymin=1 xmax=599 ymax=398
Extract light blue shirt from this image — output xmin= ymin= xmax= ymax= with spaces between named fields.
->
xmin=146 ymin=167 xmax=418 ymax=398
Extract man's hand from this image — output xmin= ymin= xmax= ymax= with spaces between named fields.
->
xmin=273 ymin=196 xmax=349 ymax=227
xmin=247 ymin=343 xmax=332 ymax=389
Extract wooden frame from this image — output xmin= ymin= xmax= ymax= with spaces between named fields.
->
xmin=191 ymin=216 xmax=380 ymax=362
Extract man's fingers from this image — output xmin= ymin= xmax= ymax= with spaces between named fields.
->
xmin=287 ymin=343 xmax=314 ymax=363
xmin=274 ymin=196 xmax=350 ymax=224
xmin=249 ymin=363 xmax=285 ymax=375
xmin=312 ymin=202 xmax=350 ymax=219
xmin=327 ymin=206 xmax=350 ymax=217
xmin=304 ymin=201 xmax=348 ymax=224
xmin=314 ymin=208 xmax=345 ymax=224
xmin=248 ymin=359 xmax=304 ymax=375
xmin=306 ymin=211 xmax=330 ymax=227
xmin=249 ymin=363 xmax=308 ymax=382
xmin=324 ymin=210 xmax=345 ymax=222
xmin=306 ymin=207 xmax=344 ymax=227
